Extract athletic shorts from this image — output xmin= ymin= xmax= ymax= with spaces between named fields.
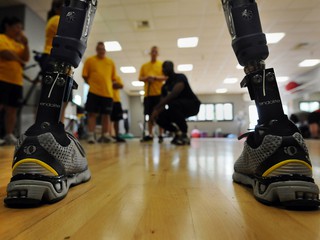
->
xmin=0 ymin=81 xmax=23 ymax=108
xmin=85 ymin=92 xmax=113 ymax=114
xmin=308 ymin=111 xmax=320 ymax=124
xmin=111 ymin=102 xmax=123 ymax=121
xmin=143 ymin=95 xmax=161 ymax=115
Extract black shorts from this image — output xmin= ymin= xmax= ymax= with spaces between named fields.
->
xmin=85 ymin=92 xmax=113 ymax=114
xmin=308 ymin=111 xmax=320 ymax=124
xmin=111 ymin=102 xmax=123 ymax=121
xmin=144 ymin=95 xmax=161 ymax=115
xmin=0 ymin=81 xmax=23 ymax=108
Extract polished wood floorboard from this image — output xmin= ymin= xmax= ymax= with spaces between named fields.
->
xmin=0 ymin=138 xmax=320 ymax=240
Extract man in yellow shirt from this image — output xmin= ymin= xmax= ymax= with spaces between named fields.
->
xmin=111 ymin=75 xmax=126 ymax=142
xmin=139 ymin=46 xmax=166 ymax=142
xmin=0 ymin=17 xmax=29 ymax=145
xmin=82 ymin=42 xmax=117 ymax=144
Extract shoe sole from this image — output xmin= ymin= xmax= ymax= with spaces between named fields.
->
xmin=4 ymin=168 xmax=91 ymax=207
xmin=233 ymin=172 xmax=320 ymax=209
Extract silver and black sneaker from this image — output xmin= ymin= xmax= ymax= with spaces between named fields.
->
xmin=234 ymin=116 xmax=319 ymax=209
xmin=4 ymin=123 xmax=91 ymax=207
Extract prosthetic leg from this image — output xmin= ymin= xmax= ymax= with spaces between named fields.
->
xmin=222 ymin=0 xmax=319 ymax=208
xmin=4 ymin=0 xmax=97 ymax=207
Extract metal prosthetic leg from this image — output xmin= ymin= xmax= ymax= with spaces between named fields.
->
xmin=222 ymin=0 xmax=285 ymax=123
xmin=4 ymin=0 xmax=97 ymax=207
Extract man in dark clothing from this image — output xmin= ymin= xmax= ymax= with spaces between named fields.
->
xmin=151 ymin=61 xmax=201 ymax=145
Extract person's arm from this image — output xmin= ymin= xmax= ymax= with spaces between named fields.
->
xmin=17 ymin=33 xmax=30 ymax=62
xmin=151 ymin=81 xmax=185 ymax=120
xmin=0 ymin=50 xmax=25 ymax=65
xmin=113 ymin=81 xmax=123 ymax=89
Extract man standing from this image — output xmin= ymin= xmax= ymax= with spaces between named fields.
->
xmin=152 ymin=61 xmax=201 ymax=145
xmin=111 ymin=75 xmax=126 ymax=142
xmin=139 ymin=46 xmax=167 ymax=142
xmin=82 ymin=42 xmax=116 ymax=144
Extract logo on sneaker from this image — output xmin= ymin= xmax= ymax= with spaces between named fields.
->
xmin=23 ymin=145 xmax=37 ymax=155
xmin=284 ymin=146 xmax=298 ymax=156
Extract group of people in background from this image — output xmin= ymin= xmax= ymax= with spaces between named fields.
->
xmin=138 ymin=46 xmax=200 ymax=145
xmin=0 ymin=0 xmax=200 ymax=146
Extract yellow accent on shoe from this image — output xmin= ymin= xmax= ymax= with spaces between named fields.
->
xmin=262 ymin=159 xmax=312 ymax=177
xmin=12 ymin=158 xmax=59 ymax=176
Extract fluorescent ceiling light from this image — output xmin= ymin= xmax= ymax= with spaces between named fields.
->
xmin=132 ymin=81 xmax=144 ymax=87
xmin=139 ymin=90 xmax=145 ymax=95
xmin=266 ymin=33 xmax=285 ymax=44
xmin=104 ymin=41 xmax=122 ymax=52
xmin=177 ymin=64 xmax=193 ymax=71
xmin=177 ymin=37 xmax=199 ymax=48
xmin=298 ymin=59 xmax=320 ymax=67
xmin=223 ymin=77 xmax=238 ymax=84
xmin=216 ymin=88 xmax=227 ymax=94
xmin=120 ymin=66 xmax=136 ymax=73
xmin=277 ymin=76 xmax=289 ymax=82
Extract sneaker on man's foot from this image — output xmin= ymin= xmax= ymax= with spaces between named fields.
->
xmin=98 ymin=134 xmax=116 ymax=143
xmin=4 ymin=134 xmax=18 ymax=145
xmin=114 ymin=136 xmax=126 ymax=143
xmin=171 ymin=132 xmax=189 ymax=145
xmin=234 ymin=117 xmax=319 ymax=209
xmin=140 ymin=135 xmax=153 ymax=142
xmin=87 ymin=133 xmax=96 ymax=144
xmin=4 ymin=123 xmax=91 ymax=207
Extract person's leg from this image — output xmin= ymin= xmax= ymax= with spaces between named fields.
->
xmin=4 ymin=106 xmax=18 ymax=144
xmin=87 ymin=112 xmax=97 ymax=143
xmin=222 ymin=0 xmax=319 ymax=208
xmin=98 ymin=97 xmax=114 ymax=143
xmin=4 ymin=1 xmax=96 ymax=207
xmin=141 ymin=97 xmax=153 ymax=141
xmin=3 ymin=83 xmax=23 ymax=145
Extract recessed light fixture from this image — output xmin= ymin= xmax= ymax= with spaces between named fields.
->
xmin=266 ymin=33 xmax=285 ymax=44
xmin=216 ymin=88 xmax=227 ymax=94
xmin=177 ymin=64 xmax=193 ymax=71
xmin=177 ymin=37 xmax=199 ymax=48
xmin=120 ymin=66 xmax=136 ymax=73
xmin=298 ymin=59 xmax=320 ymax=67
xmin=132 ymin=81 xmax=144 ymax=87
xmin=223 ymin=77 xmax=238 ymax=84
xmin=277 ymin=76 xmax=289 ymax=82
xmin=104 ymin=41 xmax=122 ymax=52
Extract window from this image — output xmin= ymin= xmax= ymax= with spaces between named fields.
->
xmin=248 ymin=104 xmax=288 ymax=129
xmin=187 ymin=103 xmax=233 ymax=121
xmin=299 ymin=101 xmax=320 ymax=112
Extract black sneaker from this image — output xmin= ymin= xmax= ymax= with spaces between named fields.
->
xmin=234 ymin=117 xmax=319 ymax=209
xmin=171 ymin=132 xmax=189 ymax=145
xmin=140 ymin=135 xmax=153 ymax=142
xmin=4 ymin=123 xmax=91 ymax=207
xmin=115 ymin=136 xmax=126 ymax=143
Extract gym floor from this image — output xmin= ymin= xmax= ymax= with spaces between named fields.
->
xmin=0 ymin=138 xmax=320 ymax=239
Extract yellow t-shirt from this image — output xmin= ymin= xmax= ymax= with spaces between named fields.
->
xmin=43 ymin=15 xmax=60 ymax=54
xmin=82 ymin=55 xmax=116 ymax=98
xmin=139 ymin=60 xmax=164 ymax=96
xmin=0 ymin=34 xmax=25 ymax=86
xmin=112 ymin=75 xmax=123 ymax=103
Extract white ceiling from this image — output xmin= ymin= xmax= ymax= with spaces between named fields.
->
xmin=1 ymin=0 xmax=320 ymax=96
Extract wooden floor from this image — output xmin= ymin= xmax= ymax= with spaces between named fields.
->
xmin=0 ymin=138 xmax=320 ymax=240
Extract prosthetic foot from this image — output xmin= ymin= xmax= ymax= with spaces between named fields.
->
xmin=4 ymin=0 xmax=97 ymax=207
xmin=222 ymin=0 xmax=319 ymax=208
